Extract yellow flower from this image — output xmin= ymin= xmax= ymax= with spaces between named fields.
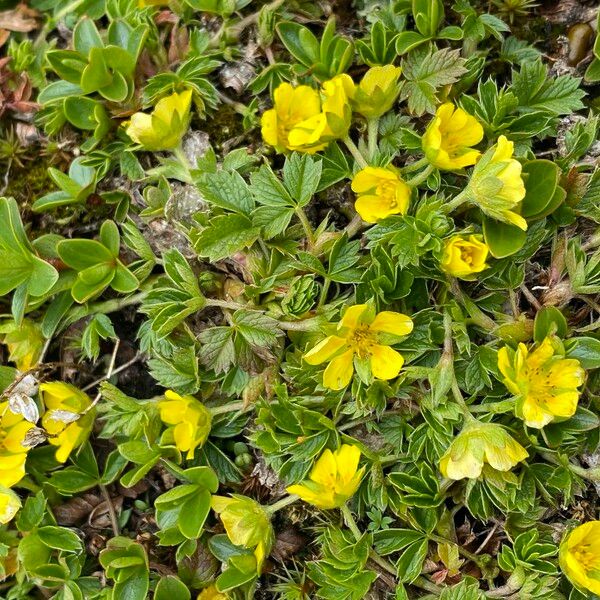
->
xmin=287 ymin=444 xmax=365 ymax=509
xmin=158 ymin=390 xmax=212 ymax=459
xmin=497 ymin=336 xmax=585 ymax=429
xmin=559 ymin=521 xmax=600 ymax=595
xmin=0 ymin=486 xmax=21 ymax=524
xmin=126 ymin=90 xmax=192 ymax=151
xmin=211 ymin=494 xmax=274 ymax=572
xmin=40 ymin=382 xmax=95 ymax=463
xmin=304 ymin=303 xmax=413 ymax=390
xmin=320 ymin=74 xmax=354 ymax=138
xmin=465 ymin=135 xmax=527 ymax=230
xmin=422 ymin=103 xmax=483 ymax=171
xmin=260 ymin=83 xmax=326 ymax=154
xmin=0 ymin=402 xmax=34 ymax=487
xmin=197 ymin=585 xmax=228 ymax=600
xmin=441 ymin=235 xmax=489 ymax=279
xmin=439 ymin=421 xmax=528 ymax=480
xmin=0 ymin=319 xmax=44 ymax=371
xmin=287 ymin=74 xmax=354 ymax=150
xmin=351 ymin=167 xmax=412 ymax=223
xmin=351 ymin=65 xmax=402 ymax=119
xmin=262 ymin=76 xmax=353 ymax=154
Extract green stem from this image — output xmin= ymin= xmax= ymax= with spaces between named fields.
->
xmin=318 ymin=278 xmax=331 ymax=308
xmin=295 ymin=207 xmax=316 ymax=249
xmin=341 ymin=504 xmax=398 ymax=578
xmin=405 ymin=164 xmax=435 ymax=187
xmin=343 ymin=136 xmax=368 ymax=169
xmin=66 ymin=290 xmax=149 ymax=327
xmin=443 ymin=190 xmax=470 ymax=214
xmin=443 ymin=311 xmax=476 ymax=422
xmin=469 ymin=400 xmax=515 ymax=414
xmin=265 ymin=494 xmax=299 ymax=515
xmin=367 ymin=117 xmax=379 ymax=161
xmin=278 ymin=317 xmax=322 ymax=331
xmin=209 ymin=401 xmax=246 ymax=416
xmin=401 ymin=156 xmax=429 ymax=174
xmin=161 ymin=457 xmax=187 ymax=479
xmin=450 ymin=280 xmax=497 ymax=332
xmin=206 ymin=299 xmax=249 ymax=311
xmin=345 ymin=214 xmax=365 ymax=238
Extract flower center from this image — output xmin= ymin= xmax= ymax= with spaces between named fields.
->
xmin=460 ymin=247 xmax=474 ymax=265
xmin=349 ymin=326 xmax=375 ymax=358
xmin=573 ymin=543 xmax=600 ymax=571
xmin=378 ymin=181 xmax=398 ymax=208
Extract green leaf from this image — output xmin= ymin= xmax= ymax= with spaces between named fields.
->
xmin=282 ymin=153 xmax=322 ymax=207
xmin=193 ymin=214 xmax=260 ymax=262
xmin=37 ymin=526 xmax=83 ymax=552
xmin=482 ymin=217 xmax=527 ymax=259
xmin=396 ymin=538 xmax=428 ymax=583
xmin=57 ymin=239 xmax=113 ymax=270
xmin=565 ymin=336 xmax=600 ymax=369
xmin=73 ymin=17 xmax=104 ymax=55
xmin=179 ymin=489 xmax=212 ymax=539
xmin=154 ymin=576 xmax=191 ymax=600
xmin=196 ymin=171 xmax=254 ymax=215
xmin=373 ymin=529 xmax=426 ymax=556
xmin=197 ymin=327 xmax=236 ymax=374
xmin=401 ymin=47 xmax=467 ymax=115
xmin=251 ymin=164 xmax=294 ymax=208
xmin=521 ymin=160 xmax=559 ymax=219
xmin=233 ymin=310 xmax=282 ymax=347
xmin=533 ymin=307 xmax=568 ymax=342
xmin=277 ymin=22 xmax=320 ymax=68
xmin=512 ymin=60 xmax=585 ymax=115
xmin=395 ymin=31 xmax=427 ymax=55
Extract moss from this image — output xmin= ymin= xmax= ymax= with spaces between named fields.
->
xmin=4 ymin=159 xmax=53 ymax=207
xmin=201 ymin=104 xmax=243 ymax=149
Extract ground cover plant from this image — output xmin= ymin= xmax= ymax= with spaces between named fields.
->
xmin=0 ymin=0 xmax=599 ymax=598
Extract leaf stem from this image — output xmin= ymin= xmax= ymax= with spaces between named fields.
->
xmin=405 ymin=164 xmax=434 ymax=187
xmin=443 ymin=311 xmax=476 ymax=422
xmin=344 ymin=213 xmax=365 ymax=238
xmin=209 ymin=400 xmax=247 ymax=416
xmin=401 ymin=156 xmax=429 ymax=174
xmin=342 ymin=136 xmax=368 ymax=169
xmin=341 ymin=504 xmax=398 ymax=577
xmin=265 ymin=494 xmax=299 ymax=515
xmin=318 ymin=278 xmax=331 ymax=308
xmin=295 ymin=207 xmax=316 ymax=249
xmin=468 ymin=400 xmax=515 ymax=414
xmin=443 ymin=190 xmax=470 ymax=214
xmin=367 ymin=117 xmax=379 ymax=161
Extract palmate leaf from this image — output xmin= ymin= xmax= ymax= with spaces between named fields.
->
xmin=400 ymin=47 xmax=467 ymax=115
xmin=512 ymin=59 xmax=585 ymax=115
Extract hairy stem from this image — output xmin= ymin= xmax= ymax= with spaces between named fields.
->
xmin=343 ymin=136 xmax=368 ymax=169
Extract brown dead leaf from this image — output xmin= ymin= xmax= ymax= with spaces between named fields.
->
xmin=88 ymin=496 xmax=123 ymax=529
xmin=0 ymin=4 xmax=40 ymax=32
xmin=55 ymin=493 xmax=102 ymax=525
xmin=272 ymin=527 xmax=306 ymax=563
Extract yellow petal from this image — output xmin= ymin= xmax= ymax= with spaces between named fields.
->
xmin=304 ymin=336 xmax=347 ymax=365
xmin=369 ymin=312 xmax=413 ymax=337
xmin=369 ymin=345 xmax=404 ymax=380
xmin=338 ymin=304 xmax=369 ymax=331
xmin=334 ymin=444 xmax=361 ymax=484
xmin=309 ymin=448 xmax=337 ymax=487
xmin=322 ymin=349 xmax=355 ymax=390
